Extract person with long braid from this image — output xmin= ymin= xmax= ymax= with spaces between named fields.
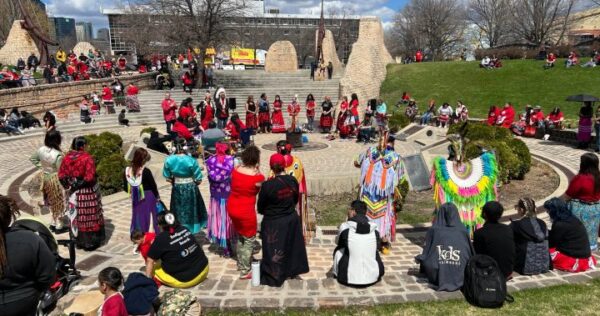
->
xmin=509 ymin=197 xmax=550 ymax=275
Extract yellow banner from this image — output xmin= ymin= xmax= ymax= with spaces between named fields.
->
xmin=231 ymin=48 xmax=256 ymax=65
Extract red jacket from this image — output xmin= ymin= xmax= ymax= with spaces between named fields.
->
xmin=226 ymin=120 xmax=246 ymax=140
xmin=487 ymin=108 xmax=500 ymax=125
xmin=173 ymin=121 xmax=192 ymax=139
xmin=126 ymin=85 xmax=139 ymax=96
xmin=566 ymin=174 xmax=600 ymax=203
xmin=178 ymin=106 xmax=195 ymax=121
xmin=102 ymin=87 xmax=113 ymax=101
xmin=161 ymin=98 xmax=177 ymax=121
xmin=499 ymin=106 xmax=515 ymax=128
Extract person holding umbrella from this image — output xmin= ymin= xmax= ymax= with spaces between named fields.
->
xmin=567 ymin=95 xmax=599 ymax=149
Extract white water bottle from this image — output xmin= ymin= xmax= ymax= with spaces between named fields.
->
xmin=251 ymin=260 xmax=261 ymax=286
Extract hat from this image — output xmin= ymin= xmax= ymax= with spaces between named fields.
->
xmin=269 ymin=153 xmax=286 ymax=169
xmin=535 ymin=105 xmax=541 ymax=110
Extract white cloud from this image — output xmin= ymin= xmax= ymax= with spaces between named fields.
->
xmin=45 ymin=0 xmax=110 ymax=30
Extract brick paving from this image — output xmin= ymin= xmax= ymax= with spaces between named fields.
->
xmin=2 ymin=111 xmax=599 ymax=312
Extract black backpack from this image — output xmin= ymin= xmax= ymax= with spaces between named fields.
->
xmin=462 ymin=255 xmax=513 ymax=308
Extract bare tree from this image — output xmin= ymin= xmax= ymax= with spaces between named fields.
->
xmin=122 ymin=0 xmax=247 ymax=61
xmin=0 ymin=0 xmax=49 ymax=46
xmin=392 ymin=0 xmax=467 ymax=61
xmin=467 ymin=0 xmax=512 ymax=48
xmin=510 ymin=0 xmax=578 ymax=46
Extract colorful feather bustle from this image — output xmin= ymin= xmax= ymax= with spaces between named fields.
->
xmin=430 ymin=152 xmax=498 ymax=237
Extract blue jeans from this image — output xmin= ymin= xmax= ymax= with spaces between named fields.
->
xmin=420 ymin=112 xmax=433 ymax=125
xmin=307 ymin=116 xmax=314 ymax=131
xmin=217 ymin=117 xmax=228 ymax=129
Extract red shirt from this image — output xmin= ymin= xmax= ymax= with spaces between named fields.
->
xmin=173 ymin=121 xmax=192 ymax=139
xmin=226 ymin=120 xmax=246 ymax=140
xmin=306 ymin=101 xmax=316 ymax=117
xmin=102 ymin=87 xmax=113 ymax=101
xmin=350 ymin=100 xmax=359 ymax=116
xmin=102 ymin=293 xmax=128 ymax=316
xmin=548 ymin=112 xmax=563 ymax=123
xmin=126 ymin=85 xmax=139 ymax=96
xmin=161 ymin=98 xmax=177 ymax=121
xmin=178 ymin=106 xmax=195 ymax=121
xmin=566 ymin=174 xmax=600 ymax=203
xmin=138 ymin=232 xmax=156 ymax=260
xmin=499 ymin=106 xmax=515 ymax=128
xmin=487 ymin=108 xmax=500 ymax=125
xmin=531 ymin=111 xmax=545 ymax=123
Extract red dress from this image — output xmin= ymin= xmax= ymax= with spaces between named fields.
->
xmin=350 ymin=99 xmax=360 ymax=125
xmin=226 ymin=120 xmax=246 ymax=140
xmin=227 ymin=169 xmax=265 ymax=237
xmin=271 ymin=100 xmax=286 ymax=133
xmin=101 ymin=293 xmax=128 ymax=316
xmin=178 ymin=106 xmax=195 ymax=121
xmin=245 ymin=102 xmax=258 ymax=129
xmin=102 ymin=87 xmax=113 ymax=102
xmin=306 ymin=101 xmax=316 ymax=118
xmin=200 ymin=102 xmax=214 ymax=130
xmin=173 ymin=121 xmax=192 ymax=139
xmin=337 ymin=101 xmax=350 ymax=137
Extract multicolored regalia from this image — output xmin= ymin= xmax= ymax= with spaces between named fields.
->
xmin=355 ymin=146 xmax=407 ymax=242
xmin=430 ymin=151 xmax=498 ymax=237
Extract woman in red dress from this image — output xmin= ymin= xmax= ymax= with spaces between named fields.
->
xmin=336 ymin=96 xmax=351 ymax=138
xmin=199 ymin=93 xmax=215 ymax=130
xmin=245 ymin=95 xmax=258 ymax=130
xmin=227 ymin=146 xmax=265 ymax=279
xmin=306 ymin=94 xmax=316 ymax=132
xmin=271 ymin=95 xmax=286 ymax=133
xmin=225 ymin=113 xmax=246 ymax=141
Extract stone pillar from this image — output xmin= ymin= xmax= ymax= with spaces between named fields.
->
xmin=265 ymin=41 xmax=298 ymax=73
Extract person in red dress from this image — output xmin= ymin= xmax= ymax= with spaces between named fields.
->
xmin=487 ymin=105 xmax=501 ymax=126
xmin=98 ymin=267 xmax=128 ymax=316
xmin=319 ymin=96 xmax=334 ymax=133
xmin=125 ymin=83 xmax=141 ymax=112
xmin=161 ymin=93 xmax=177 ymax=134
xmin=497 ymin=102 xmax=515 ymax=129
xmin=178 ymin=98 xmax=196 ymax=122
xmin=337 ymin=96 xmax=351 ymax=138
xmin=172 ymin=117 xmax=193 ymax=140
xmin=531 ymin=106 xmax=545 ymax=127
xmin=545 ymin=107 xmax=564 ymax=130
xmin=415 ymin=50 xmax=423 ymax=63
xmin=226 ymin=146 xmax=265 ymax=279
xmin=182 ymin=70 xmax=193 ymax=94
xmin=225 ymin=113 xmax=246 ymax=141
xmin=288 ymin=95 xmax=301 ymax=131
xmin=198 ymin=93 xmax=215 ymax=130
xmin=271 ymin=95 xmax=286 ymax=133
xmin=350 ymin=93 xmax=360 ymax=127
xmin=306 ymin=94 xmax=316 ymax=132
xmin=102 ymin=84 xmax=115 ymax=114
xmin=245 ymin=95 xmax=258 ymax=130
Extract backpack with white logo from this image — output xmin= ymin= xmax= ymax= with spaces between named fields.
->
xmin=462 ymin=255 xmax=513 ymax=308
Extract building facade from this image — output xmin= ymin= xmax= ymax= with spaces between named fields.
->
xmin=103 ymin=0 xmax=359 ymax=66
xmin=96 ymin=28 xmax=110 ymax=41
xmin=48 ymin=17 xmax=77 ymax=51
xmin=75 ymin=22 xmax=94 ymax=42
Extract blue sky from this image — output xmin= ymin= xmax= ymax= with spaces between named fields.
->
xmin=41 ymin=0 xmax=408 ymax=35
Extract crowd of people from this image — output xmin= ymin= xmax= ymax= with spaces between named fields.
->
xmin=397 ymin=95 xmax=469 ymax=128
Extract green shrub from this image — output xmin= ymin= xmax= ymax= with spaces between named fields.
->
xmin=140 ymin=127 xmax=157 ymax=136
xmin=388 ymin=113 xmax=411 ymax=130
xmin=83 ymin=132 xmax=125 ymax=195
xmin=96 ymin=153 xmax=128 ymax=196
xmin=448 ymin=122 xmax=531 ymax=184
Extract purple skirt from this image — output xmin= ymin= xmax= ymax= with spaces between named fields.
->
xmin=578 ymin=117 xmax=593 ymax=142
xmin=131 ymin=190 xmax=159 ymax=234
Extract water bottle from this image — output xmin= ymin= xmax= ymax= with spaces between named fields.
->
xmin=251 ymin=260 xmax=261 ymax=286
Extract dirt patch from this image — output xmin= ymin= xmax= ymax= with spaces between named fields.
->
xmin=313 ymin=159 xmax=560 ymax=226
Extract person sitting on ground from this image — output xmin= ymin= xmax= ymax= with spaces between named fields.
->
xmin=357 ymin=114 xmax=375 ymax=144
xmin=225 ymin=113 xmax=246 ymax=142
xmin=398 ymin=92 xmax=410 ymax=106
xmin=544 ymin=53 xmax=556 ymax=69
xmin=146 ymin=131 xmax=170 ymax=154
xmin=146 ymin=212 xmax=209 ymax=288
xmin=98 ymin=267 xmax=128 ymax=316
xmin=531 ymin=105 xmax=545 ymax=128
xmin=512 ymin=105 xmax=534 ymax=136
xmin=509 ymin=197 xmax=550 ymax=275
xmin=582 ymin=57 xmax=597 ymax=68
xmin=566 ymin=51 xmax=578 ymax=68
xmin=202 ymin=120 xmax=226 ymax=153
xmin=473 ymin=201 xmax=515 ymax=280
xmin=487 ymin=105 xmax=501 ymax=126
xmin=118 ymin=109 xmax=129 ymax=127
xmin=544 ymin=197 xmax=596 ymax=272
xmin=480 ymin=56 xmax=492 ymax=69
xmin=415 ymin=203 xmax=473 ymax=291
xmin=496 ymin=102 xmax=516 ymax=129
xmin=405 ymin=99 xmax=418 ymax=122
xmin=333 ymin=200 xmax=384 ymax=287
xmin=172 ymin=117 xmax=193 ymax=140
xmin=0 ymin=195 xmax=56 ymax=316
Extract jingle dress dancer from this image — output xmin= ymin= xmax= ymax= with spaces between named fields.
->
xmin=271 ymin=95 xmax=286 ymax=133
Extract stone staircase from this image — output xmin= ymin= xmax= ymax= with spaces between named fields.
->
xmin=1 ymin=71 xmax=343 ymax=141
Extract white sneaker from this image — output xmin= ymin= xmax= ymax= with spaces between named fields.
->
xmin=543 ymin=134 xmax=550 ymax=141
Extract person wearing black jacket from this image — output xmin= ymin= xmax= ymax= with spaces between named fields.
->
xmin=146 ymin=131 xmax=170 ymax=154
xmin=473 ymin=201 xmax=515 ymax=279
xmin=0 ymin=195 xmax=56 ymax=316
xmin=509 ymin=197 xmax=550 ymax=275
xmin=257 ymin=153 xmax=309 ymax=287
xmin=545 ymin=197 xmax=596 ymax=272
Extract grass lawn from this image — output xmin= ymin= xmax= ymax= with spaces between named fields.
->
xmin=208 ymin=278 xmax=600 ymax=315
xmin=380 ymin=59 xmax=600 ymax=121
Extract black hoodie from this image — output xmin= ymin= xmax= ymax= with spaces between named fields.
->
xmin=416 ymin=203 xmax=474 ymax=291
xmin=510 ymin=217 xmax=550 ymax=275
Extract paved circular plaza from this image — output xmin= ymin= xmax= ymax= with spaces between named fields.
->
xmin=1 ymin=106 xmax=599 ymax=313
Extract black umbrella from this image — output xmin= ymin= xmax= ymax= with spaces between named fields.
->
xmin=566 ymin=94 xmax=600 ymax=102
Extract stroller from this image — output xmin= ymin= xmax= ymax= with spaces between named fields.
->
xmin=11 ymin=218 xmax=81 ymax=315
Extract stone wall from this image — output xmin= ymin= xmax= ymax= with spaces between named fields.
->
xmin=339 ymin=17 xmax=393 ymax=106
xmin=0 ymin=21 xmax=40 ymax=66
xmin=0 ymin=73 xmax=156 ymax=118
xmin=316 ymin=29 xmax=342 ymax=74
